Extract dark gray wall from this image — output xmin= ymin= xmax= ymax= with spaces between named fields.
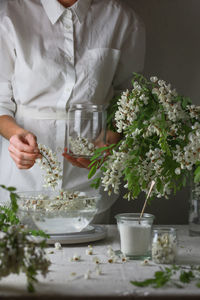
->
xmin=110 ymin=0 xmax=200 ymax=224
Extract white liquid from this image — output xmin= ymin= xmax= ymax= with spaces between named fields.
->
xmin=118 ymin=223 xmax=151 ymax=256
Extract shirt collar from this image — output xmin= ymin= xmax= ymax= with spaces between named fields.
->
xmin=71 ymin=0 xmax=92 ymax=23
xmin=41 ymin=0 xmax=65 ymax=24
xmin=41 ymin=0 xmax=92 ymax=25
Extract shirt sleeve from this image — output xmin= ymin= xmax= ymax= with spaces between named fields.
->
xmin=0 ymin=21 xmax=16 ymax=117
xmin=113 ymin=10 xmax=145 ymax=95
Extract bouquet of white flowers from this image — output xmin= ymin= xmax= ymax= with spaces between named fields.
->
xmin=89 ymin=74 xmax=200 ymax=201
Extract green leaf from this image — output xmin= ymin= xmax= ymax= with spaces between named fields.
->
xmin=196 ymin=282 xmax=200 ymax=288
xmin=29 ymin=230 xmax=49 ymax=239
xmin=179 ymin=271 xmax=194 ymax=283
xmin=194 ymin=166 xmax=200 ymax=183
xmin=0 ymin=184 xmax=51 ymax=293
xmin=156 ymin=178 xmax=164 ymax=194
xmin=7 ymin=187 xmax=16 ymax=191
xmin=10 ymin=192 xmax=18 ymax=213
xmin=27 ymin=281 xmax=35 ymax=293
xmin=88 ymin=165 xmax=97 ymax=179
xmin=90 ymin=177 xmax=101 ymax=189
xmin=130 ymin=278 xmax=156 ymax=287
xmin=181 ymin=96 xmax=192 ymax=109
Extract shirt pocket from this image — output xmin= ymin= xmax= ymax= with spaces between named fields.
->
xmin=88 ymin=48 xmax=120 ymax=101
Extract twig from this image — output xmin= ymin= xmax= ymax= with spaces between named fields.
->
xmin=40 ymin=152 xmax=53 ymax=171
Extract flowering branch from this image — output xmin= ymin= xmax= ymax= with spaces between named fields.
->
xmin=88 ymin=73 xmax=200 ymax=201
xmin=36 ymin=144 xmax=62 ymax=189
xmin=0 ymin=185 xmax=51 ymax=293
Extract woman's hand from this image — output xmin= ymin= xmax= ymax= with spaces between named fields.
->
xmin=62 ymin=130 xmax=121 ymax=169
xmin=8 ymin=131 xmax=40 ymax=169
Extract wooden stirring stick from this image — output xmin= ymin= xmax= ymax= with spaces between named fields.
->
xmin=139 ymin=180 xmax=155 ymax=224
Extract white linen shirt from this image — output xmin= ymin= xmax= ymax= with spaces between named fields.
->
xmin=0 ymin=0 xmax=145 ymax=208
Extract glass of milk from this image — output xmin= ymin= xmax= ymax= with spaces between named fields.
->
xmin=115 ymin=213 xmax=155 ymax=260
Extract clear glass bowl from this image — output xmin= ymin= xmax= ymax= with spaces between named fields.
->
xmin=17 ymin=190 xmax=99 ymax=235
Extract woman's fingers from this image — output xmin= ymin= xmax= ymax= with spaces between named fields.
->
xmin=76 ymin=157 xmax=91 ymax=168
xmin=62 ymin=148 xmax=91 ymax=168
xmin=10 ymin=134 xmax=38 ymax=153
xmin=9 ymin=151 xmax=35 ymax=169
xmin=62 ymin=152 xmax=85 ymax=168
xmin=9 ymin=132 xmax=39 ymax=169
xmin=8 ymin=144 xmax=38 ymax=161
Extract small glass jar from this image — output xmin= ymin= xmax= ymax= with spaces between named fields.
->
xmin=152 ymin=227 xmax=177 ymax=264
xmin=189 ymin=179 xmax=200 ymax=236
xmin=66 ymin=104 xmax=106 ymax=158
xmin=115 ymin=213 xmax=154 ymax=260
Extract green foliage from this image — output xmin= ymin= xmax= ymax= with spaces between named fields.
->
xmin=88 ymin=73 xmax=200 ymax=201
xmin=88 ymin=143 xmax=116 ymax=185
xmin=0 ymin=185 xmax=51 ymax=293
xmin=131 ymin=265 xmax=200 ymax=289
xmin=106 ymin=95 xmax=120 ymax=131
xmin=194 ymin=166 xmax=200 ymax=183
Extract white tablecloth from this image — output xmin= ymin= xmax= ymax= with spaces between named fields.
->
xmin=0 ymin=225 xmax=200 ymax=299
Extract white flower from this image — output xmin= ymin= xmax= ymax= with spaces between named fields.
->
xmin=175 ymin=168 xmax=181 ymax=175
xmin=97 ymin=74 xmax=200 ymax=201
xmin=141 ymin=259 xmax=150 ymax=266
xmin=101 ymin=150 xmax=130 ymax=195
xmin=69 ymin=137 xmax=96 ymax=157
xmin=107 ymin=256 xmax=118 ymax=263
xmin=152 ymin=231 xmax=177 ymax=264
xmin=121 ymin=254 xmax=128 ymax=263
xmin=84 ymin=270 xmax=91 ymax=280
xmin=54 ymin=242 xmax=62 ymax=250
xmin=70 ymin=254 xmax=81 ymax=262
xmin=37 ymin=144 xmax=62 ymax=189
xmin=152 ymin=88 xmax=159 ymax=95
xmin=92 ymin=256 xmax=100 ymax=264
xmin=107 ymin=245 xmax=115 ymax=257
xmin=86 ymin=248 xmax=93 ymax=255
xmin=150 ymin=76 xmax=158 ymax=83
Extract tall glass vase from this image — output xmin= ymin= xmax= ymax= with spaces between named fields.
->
xmin=189 ymin=177 xmax=200 ymax=236
xmin=67 ymin=104 xmax=107 ymax=158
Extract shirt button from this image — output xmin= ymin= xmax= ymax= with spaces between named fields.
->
xmin=67 ymin=55 xmax=73 ymax=62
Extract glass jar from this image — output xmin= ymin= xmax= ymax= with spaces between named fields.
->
xmin=115 ymin=213 xmax=154 ymax=260
xmin=189 ymin=180 xmax=200 ymax=236
xmin=152 ymin=227 xmax=177 ymax=264
xmin=66 ymin=104 xmax=107 ymax=158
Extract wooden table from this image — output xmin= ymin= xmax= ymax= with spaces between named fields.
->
xmin=0 ymin=225 xmax=200 ymax=300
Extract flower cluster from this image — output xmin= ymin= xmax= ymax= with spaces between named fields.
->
xmin=0 ymin=185 xmax=51 ymax=293
xmin=152 ymin=229 xmax=177 ymax=264
xmin=69 ymin=137 xmax=96 ymax=157
xmin=0 ymin=224 xmax=50 ymax=291
xmin=18 ymin=190 xmax=97 ymax=213
xmin=36 ymin=144 xmax=62 ymax=189
xmin=101 ymin=146 xmax=130 ymax=195
xmin=89 ymin=74 xmax=200 ymax=200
